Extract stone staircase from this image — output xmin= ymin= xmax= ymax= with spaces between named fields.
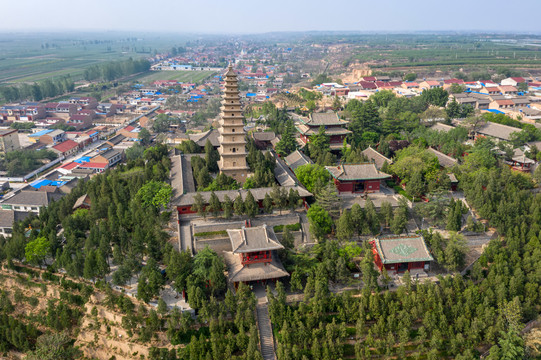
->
xmin=256 ymin=302 xmax=276 ymax=360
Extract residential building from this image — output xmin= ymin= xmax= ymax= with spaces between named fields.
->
xmin=419 ymin=80 xmax=441 ymax=90
xmin=52 ymin=140 xmax=80 ymax=157
xmin=73 ymin=194 xmax=91 ymax=210
xmin=0 ymin=129 xmax=21 ymax=153
xmin=0 ymin=210 xmax=30 ymax=236
xmin=1 ymin=190 xmax=57 ymax=213
xmin=501 ymin=77 xmax=526 ymax=87
xmin=498 ymin=86 xmax=518 ymax=95
xmin=39 ymin=129 xmax=66 ymax=145
xmin=92 ymin=148 xmax=123 ymax=167
xmin=489 ymin=99 xmax=515 ymax=110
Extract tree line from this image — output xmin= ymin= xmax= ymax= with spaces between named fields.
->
xmin=0 ymin=76 xmax=74 ymax=103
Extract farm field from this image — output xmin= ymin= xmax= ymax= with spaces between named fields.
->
xmin=130 ymin=70 xmax=217 ymax=84
xmin=0 ymin=32 xmax=189 ymax=84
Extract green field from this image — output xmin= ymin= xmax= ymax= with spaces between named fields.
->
xmin=130 ymin=70 xmax=217 ymax=84
xmin=0 ymin=32 xmax=192 ymax=84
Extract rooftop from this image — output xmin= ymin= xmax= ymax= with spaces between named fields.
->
xmin=2 ymin=190 xmax=52 ymax=207
xmin=300 ymin=112 xmax=348 ymax=127
xmin=228 ymin=225 xmax=284 ymax=254
xmin=361 ymin=146 xmax=392 ymax=169
xmin=284 ymin=150 xmax=313 ymax=172
xmin=476 ymin=122 xmax=521 ymax=141
xmin=427 ymin=147 xmax=458 ymax=168
xmin=325 ymin=163 xmax=391 ymax=181
xmin=373 ymin=235 xmax=434 ymax=264
xmin=223 ymin=251 xmax=289 ymax=283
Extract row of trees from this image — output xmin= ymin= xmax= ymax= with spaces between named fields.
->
xmin=83 ymin=58 xmax=150 ymax=81
xmin=192 ymin=186 xmax=302 ymax=219
xmin=0 ymin=76 xmax=75 ymax=103
xmin=0 ymin=149 xmax=58 ymax=177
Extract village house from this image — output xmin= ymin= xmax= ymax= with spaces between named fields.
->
xmin=418 ymin=80 xmax=441 ymax=90
xmin=1 ymin=190 xmax=57 ymax=214
xmin=91 ymin=148 xmax=123 ymax=168
xmin=480 ymin=86 xmax=500 ymax=95
xmin=51 ymin=140 xmax=80 ymax=157
xmin=39 ymin=129 xmax=66 ymax=145
xmin=0 ymin=129 xmax=21 ymax=154
xmin=401 ymin=82 xmax=419 ymax=90
xmin=501 ymin=77 xmax=526 ymax=87
xmin=498 ymin=86 xmax=518 ymax=95
xmin=73 ymin=194 xmax=91 ymax=210
xmin=489 ymin=99 xmax=516 ymax=110
xmin=0 ymin=210 xmax=30 ymax=237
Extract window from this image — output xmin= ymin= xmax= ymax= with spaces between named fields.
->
xmin=13 ymin=206 xmax=20 ymax=210
xmin=4 ymin=228 xmax=12 ymax=234
xmin=232 ymin=148 xmax=236 ymax=153
xmin=31 ymin=207 xmax=38 ymax=211
xmin=232 ymin=129 xmax=235 ymax=132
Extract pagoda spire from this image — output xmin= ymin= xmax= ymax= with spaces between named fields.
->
xmin=217 ymin=65 xmax=249 ymax=183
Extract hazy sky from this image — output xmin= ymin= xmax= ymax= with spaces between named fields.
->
xmin=1 ymin=0 xmax=540 ymax=34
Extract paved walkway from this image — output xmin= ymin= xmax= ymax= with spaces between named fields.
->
xmin=299 ymin=213 xmax=311 ymax=244
xmin=179 ymin=220 xmax=193 ymax=255
xmin=254 ymin=285 xmax=276 ymax=360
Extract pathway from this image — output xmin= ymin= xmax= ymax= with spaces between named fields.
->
xmin=299 ymin=213 xmax=311 ymax=244
xmin=254 ymin=285 xmax=276 ymax=360
xmin=179 ymin=219 xmax=193 ymax=255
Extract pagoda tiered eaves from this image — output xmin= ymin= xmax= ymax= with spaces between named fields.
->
xmin=217 ymin=65 xmax=249 ymax=183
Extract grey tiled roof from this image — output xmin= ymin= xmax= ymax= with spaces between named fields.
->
xmin=285 ymin=150 xmax=313 ymax=172
xmin=325 ymin=164 xmax=391 ymax=181
xmin=274 ymin=155 xmax=297 ymax=186
xmin=0 ymin=210 xmax=31 ymax=228
xmin=223 ymin=251 xmax=289 ymax=283
xmin=477 ymin=122 xmax=520 ymax=141
xmin=252 ymin=131 xmax=276 ymax=142
xmin=189 ymin=129 xmax=220 ymax=147
xmin=228 ymin=225 xmax=284 ymax=253
xmin=427 ymin=147 xmax=458 ymax=168
xmin=374 ymin=235 xmax=434 ymax=264
xmin=361 ymin=146 xmax=392 ymax=169
xmin=2 ymin=191 xmax=51 ymax=207
xmin=299 ymin=112 xmax=349 ymax=127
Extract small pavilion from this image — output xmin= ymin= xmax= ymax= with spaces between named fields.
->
xmin=223 ymin=225 xmax=289 ymax=288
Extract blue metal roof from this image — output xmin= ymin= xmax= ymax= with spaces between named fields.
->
xmin=486 ymin=109 xmax=505 ymax=114
xmin=74 ymin=156 xmax=91 ymax=164
xmin=30 ymin=129 xmax=52 ymax=137
xmin=30 ymin=179 xmax=52 ymax=189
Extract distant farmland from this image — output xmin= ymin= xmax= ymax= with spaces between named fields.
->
xmin=131 ymin=70 xmax=217 ymax=84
